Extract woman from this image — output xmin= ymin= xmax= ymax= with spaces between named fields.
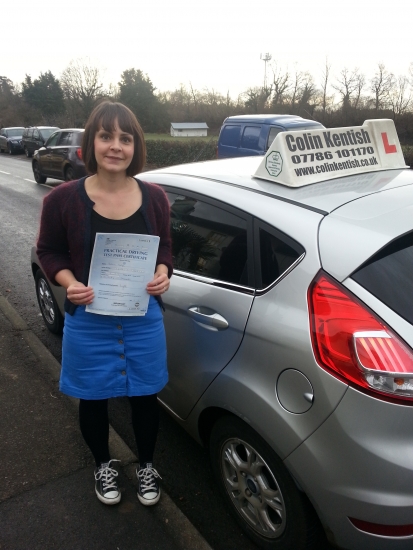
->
xmin=37 ymin=101 xmax=172 ymax=507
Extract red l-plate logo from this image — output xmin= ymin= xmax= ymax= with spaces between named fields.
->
xmin=381 ymin=132 xmax=397 ymax=154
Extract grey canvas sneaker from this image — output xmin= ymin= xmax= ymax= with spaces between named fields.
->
xmin=94 ymin=459 xmax=121 ymax=505
xmin=136 ymin=463 xmax=161 ymax=505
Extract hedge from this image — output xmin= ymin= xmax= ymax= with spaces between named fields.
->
xmin=145 ymin=139 xmax=413 ymax=169
xmin=402 ymin=145 xmax=413 ymax=167
xmin=146 ymin=138 xmax=218 ymax=168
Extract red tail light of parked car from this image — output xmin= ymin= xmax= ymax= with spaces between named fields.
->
xmin=309 ymin=272 xmax=413 ymax=402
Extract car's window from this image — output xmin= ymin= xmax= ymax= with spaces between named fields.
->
xmin=71 ymin=132 xmax=84 ymax=146
xmin=166 ymin=191 xmax=249 ymax=285
xmin=58 ymin=132 xmax=73 ymax=146
xmin=33 ymin=129 xmax=40 ymax=139
xmin=256 ymin=222 xmax=305 ymax=289
xmin=220 ymin=125 xmax=241 ymax=147
xmin=267 ymin=127 xmax=282 ymax=150
xmin=27 ymin=129 xmax=33 ymax=138
xmin=45 ymin=132 xmax=60 ymax=147
xmin=352 ymin=231 xmax=413 ymax=325
xmin=40 ymin=128 xmax=57 ymax=141
xmin=241 ymin=126 xmax=261 ymax=150
xmin=6 ymin=129 xmax=23 ymax=137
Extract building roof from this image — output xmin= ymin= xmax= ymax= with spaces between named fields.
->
xmin=171 ymin=122 xmax=209 ymax=129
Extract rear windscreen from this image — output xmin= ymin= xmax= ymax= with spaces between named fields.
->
xmin=352 ymin=231 xmax=413 ymax=325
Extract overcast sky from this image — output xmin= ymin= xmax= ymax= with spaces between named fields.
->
xmin=3 ymin=0 xmax=412 ymax=98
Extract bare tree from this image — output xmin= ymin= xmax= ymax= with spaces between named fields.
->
xmin=270 ymin=65 xmax=290 ymax=109
xmin=332 ymin=67 xmax=361 ymax=111
xmin=297 ymin=72 xmax=318 ymax=115
xmin=389 ymin=75 xmax=412 ymax=120
xmin=352 ymin=71 xmax=366 ymax=110
xmin=320 ymin=59 xmax=331 ymax=116
xmin=370 ymin=63 xmax=394 ymax=111
xmin=60 ymin=58 xmax=106 ymax=124
xmin=243 ymin=86 xmax=272 ymax=113
xmin=289 ymin=69 xmax=304 ymax=110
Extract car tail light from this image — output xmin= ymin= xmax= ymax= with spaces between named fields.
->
xmin=308 ymin=272 xmax=413 ymax=402
xmin=76 ymin=148 xmax=82 ymax=160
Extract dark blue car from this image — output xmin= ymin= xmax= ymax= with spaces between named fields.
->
xmin=217 ymin=114 xmax=324 ymax=158
xmin=0 ymin=127 xmax=25 ymax=154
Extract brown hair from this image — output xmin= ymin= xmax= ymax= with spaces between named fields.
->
xmin=82 ymin=101 xmax=146 ymax=176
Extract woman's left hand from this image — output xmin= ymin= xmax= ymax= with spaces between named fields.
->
xmin=146 ymin=267 xmax=170 ymax=296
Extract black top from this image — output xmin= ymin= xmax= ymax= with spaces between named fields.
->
xmin=90 ymin=208 xmax=148 ymax=256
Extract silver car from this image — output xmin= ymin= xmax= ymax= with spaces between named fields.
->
xmin=31 ymin=153 xmax=413 ymax=549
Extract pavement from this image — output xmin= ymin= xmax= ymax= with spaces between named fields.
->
xmin=0 ymin=293 xmax=213 ymax=550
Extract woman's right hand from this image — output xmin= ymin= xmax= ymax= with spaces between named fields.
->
xmin=67 ymin=281 xmax=94 ymax=305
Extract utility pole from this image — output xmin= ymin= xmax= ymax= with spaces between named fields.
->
xmin=260 ymin=53 xmax=272 ymax=89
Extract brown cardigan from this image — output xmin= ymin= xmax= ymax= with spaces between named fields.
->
xmin=37 ymin=177 xmax=173 ymax=315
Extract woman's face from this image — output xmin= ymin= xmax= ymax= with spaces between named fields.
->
xmin=94 ymin=119 xmax=135 ymax=175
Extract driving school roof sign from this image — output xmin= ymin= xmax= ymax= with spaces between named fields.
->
xmin=254 ymin=119 xmax=408 ymax=187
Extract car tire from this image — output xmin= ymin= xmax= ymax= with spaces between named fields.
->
xmin=65 ymin=166 xmax=75 ymax=181
xmin=210 ymin=416 xmax=322 ymax=550
xmin=25 ymin=147 xmax=32 ymax=158
xmin=33 ymin=162 xmax=47 ymax=184
xmin=35 ymin=270 xmax=64 ymax=335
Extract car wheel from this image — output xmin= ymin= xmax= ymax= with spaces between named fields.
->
xmin=35 ymin=270 xmax=64 ymax=335
xmin=210 ymin=416 xmax=321 ymax=550
xmin=65 ymin=166 xmax=75 ymax=181
xmin=25 ymin=147 xmax=32 ymax=158
xmin=33 ymin=162 xmax=47 ymax=184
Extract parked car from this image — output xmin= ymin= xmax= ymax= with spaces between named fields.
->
xmin=217 ymin=114 xmax=324 ymax=158
xmin=32 ymin=128 xmax=86 ymax=184
xmin=0 ymin=127 xmax=25 ymax=154
xmin=22 ymin=126 xmax=59 ymax=158
xmin=31 ymin=121 xmax=413 ymax=550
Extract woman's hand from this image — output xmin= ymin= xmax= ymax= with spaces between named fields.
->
xmin=67 ymin=281 xmax=95 ymax=305
xmin=146 ymin=265 xmax=170 ymax=296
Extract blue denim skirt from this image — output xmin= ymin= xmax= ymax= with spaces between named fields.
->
xmin=60 ymin=296 xmax=168 ymax=399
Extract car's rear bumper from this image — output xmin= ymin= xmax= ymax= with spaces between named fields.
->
xmin=286 ymin=386 xmax=413 ymax=549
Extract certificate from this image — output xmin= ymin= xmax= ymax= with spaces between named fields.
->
xmin=86 ymin=233 xmax=160 ymax=316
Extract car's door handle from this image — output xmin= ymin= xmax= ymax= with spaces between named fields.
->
xmin=187 ymin=306 xmax=229 ymax=330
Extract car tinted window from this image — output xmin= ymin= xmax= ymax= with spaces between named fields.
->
xmin=167 ymin=192 xmax=249 ymax=285
xmin=58 ymin=132 xmax=72 ymax=146
xmin=220 ymin=125 xmax=241 ymax=147
xmin=71 ymin=132 xmax=84 ymax=146
xmin=257 ymin=224 xmax=305 ymax=289
xmin=33 ymin=129 xmax=40 ymax=139
xmin=40 ymin=128 xmax=57 ymax=141
xmin=45 ymin=132 xmax=60 ymax=147
xmin=7 ymin=129 xmax=24 ymax=137
xmin=352 ymin=231 xmax=413 ymax=325
xmin=267 ymin=127 xmax=282 ymax=149
xmin=241 ymin=126 xmax=261 ymax=150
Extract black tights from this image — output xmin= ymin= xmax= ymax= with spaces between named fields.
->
xmin=79 ymin=394 xmax=159 ymax=467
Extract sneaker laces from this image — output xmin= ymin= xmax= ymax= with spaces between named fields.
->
xmin=137 ymin=464 xmax=161 ymax=493
xmin=95 ymin=459 xmax=120 ymax=491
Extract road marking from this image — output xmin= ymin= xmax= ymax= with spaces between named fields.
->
xmin=0 ymin=170 xmax=11 ymax=174
xmin=24 ymin=178 xmax=36 ymax=183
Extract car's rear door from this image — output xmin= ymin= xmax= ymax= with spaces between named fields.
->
xmin=50 ymin=131 xmax=73 ymax=178
xmin=158 ymin=187 xmax=255 ymax=419
xmin=37 ymin=131 xmax=60 ymax=176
